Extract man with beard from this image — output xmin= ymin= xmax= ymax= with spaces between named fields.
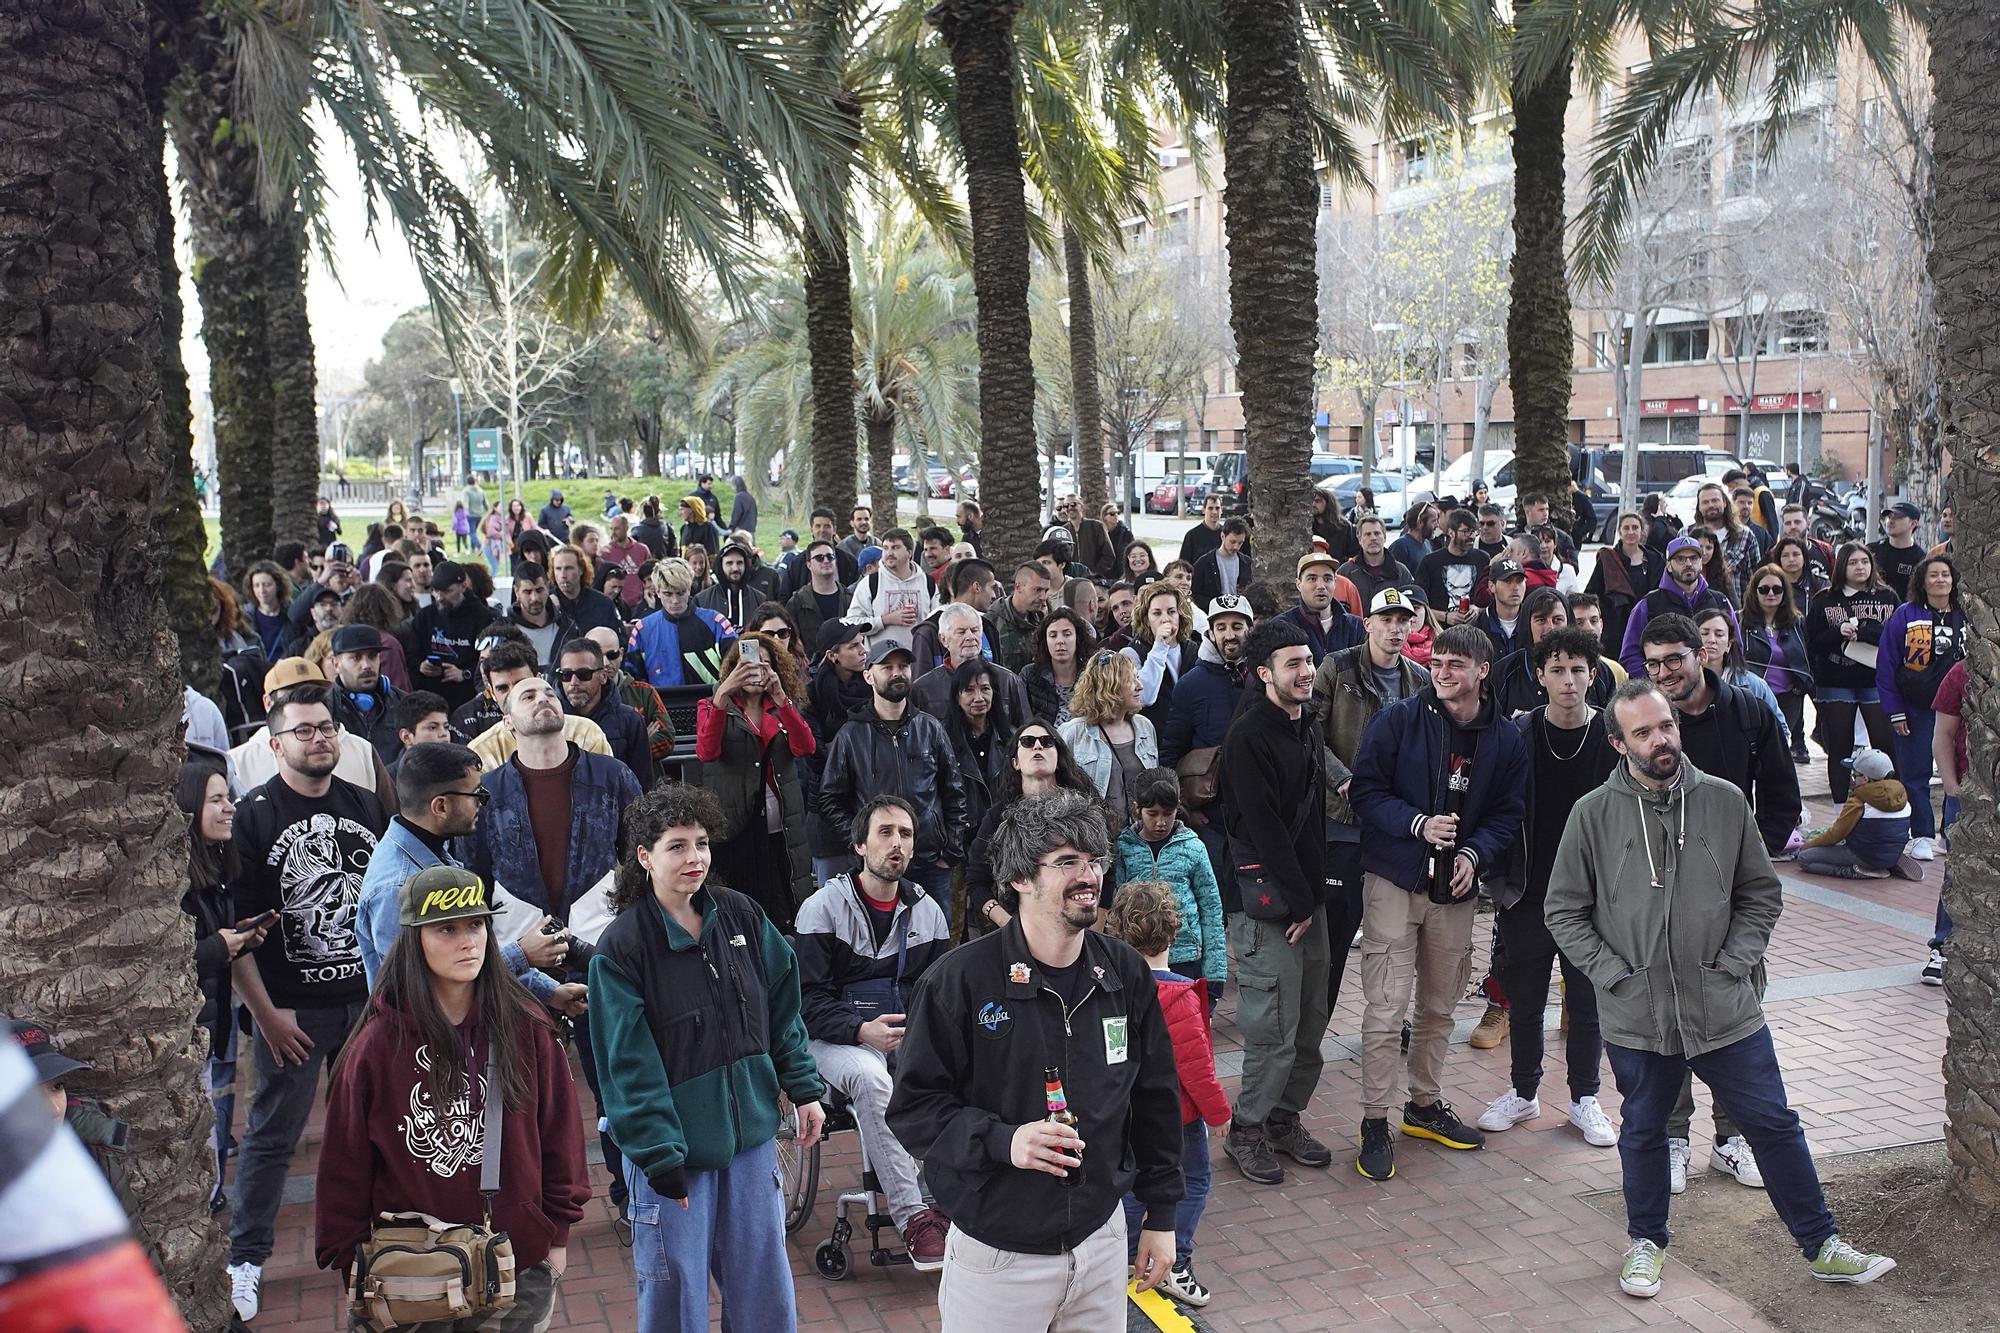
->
xmin=501 ymin=560 xmax=579 ymax=670
xmin=459 ymin=672 xmax=642 ymax=1230
xmin=1217 ymin=619 xmax=1331 ymax=1186
xmin=1417 ymin=510 xmax=1489 ymax=631
xmin=1338 ymin=514 xmax=1413 ymax=611
xmin=792 ymin=797 xmax=956 ymax=1271
xmin=817 ymin=640 xmax=966 ymax=914
xmin=804 ymin=620 xmax=876 ymax=884
xmin=910 ymin=558 xmax=999 ymax=672
xmin=840 ymin=504 xmax=875 ymax=561
xmin=1546 ymin=682 xmax=1895 ymax=1300
xmin=225 ymin=692 xmax=389 ymax=1321
xmin=1278 ymin=552 xmax=1366 ymax=659
xmin=991 ymin=563 xmax=1051 ymax=673
xmin=459 ymin=641 xmax=612 ymax=771
xmin=696 ymin=541 xmax=761 ymax=628
xmin=326 ymin=625 xmax=403 ymax=765
xmin=549 ymin=544 xmax=625 ymax=639
xmin=887 ymin=789 xmax=1183 ymax=1321
xmin=407 ymin=559 xmax=495 ymax=713
xmin=558 ymin=638 xmax=654 ymax=787
xmin=1162 ymin=596 xmax=1255 ymax=891
xmin=583 ymin=625 xmax=676 ymax=771
xmin=786 ymin=539 xmax=852 ymax=652
xmin=1690 ymin=481 xmax=1762 ymax=605
xmin=1617 ymin=536 xmax=1738 ymax=676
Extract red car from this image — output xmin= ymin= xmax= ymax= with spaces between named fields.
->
xmin=1146 ymin=477 xmax=1207 ymax=514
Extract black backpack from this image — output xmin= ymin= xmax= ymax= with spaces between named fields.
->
xmin=219 ymin=648 xmax=270 ymax=743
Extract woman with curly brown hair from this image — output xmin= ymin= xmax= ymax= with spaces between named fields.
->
xmin=590 ymin=785 xmax=824 ymax=1332
xmin=693 ymin=630 xmax=816 ymax=928
xmin=1124 ymin=579 xmax=1201 ymax=730
xmin=211 ymin=577 xmax=258 ymax=657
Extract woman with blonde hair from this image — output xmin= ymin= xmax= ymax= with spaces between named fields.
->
xmin=1060 ymin=648 xmax=1160 ymax=841
xmin=694 ymin=630 xmax=816 ymax=928
xmin=1123 ymin=579 xmax=1201 ymax=730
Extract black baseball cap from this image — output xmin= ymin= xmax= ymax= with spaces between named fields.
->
xmin=815 ymin=619 xmax=866 ymax=656
xmin=10 ymin=1018 xmax=89 ymax=1083
xmin=329 ymin=625 xmax=383 ymax=656
xmin=430 ymin=559 xmax=469 ymax=587
xmin=867 ymin=640 xmax=916 ymax=667
xmin=1491 ymin=559 xmax=1528 ymax=581
xmin=1887 ymin=500 xmax=1922 ymax=521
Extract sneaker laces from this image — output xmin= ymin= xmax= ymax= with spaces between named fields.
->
xmin=231 ymin=1265 xmax=259 ymax=1299
xmin=1819 ymin=1236 xmax=1867 ymax=1267
xmin=1575 ymin=1098 xmax=1613 ymax=1131
xmin=1624 ymin=1240 xmax=1663 ymax=1276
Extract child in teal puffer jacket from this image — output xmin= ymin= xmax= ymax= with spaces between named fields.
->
xmin=1114 ymin=769 xmax=1227 ymax=1001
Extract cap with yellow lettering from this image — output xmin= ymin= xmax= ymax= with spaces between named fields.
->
xmin=399 ymin=865 xmax=500 ymax=928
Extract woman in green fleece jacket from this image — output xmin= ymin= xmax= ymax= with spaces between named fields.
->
xmin=589 ymin=785 xmax=826 ymax=1332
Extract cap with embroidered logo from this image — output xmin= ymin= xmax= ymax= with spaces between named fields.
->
xmin=399 ymin=865 xmax=500 ymax=927
xmin=1368 ymin=587 xmax=1418 ymax=617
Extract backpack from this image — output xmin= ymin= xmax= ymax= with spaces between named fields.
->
xmin=219 ymin=648 xmax=270 ymax=743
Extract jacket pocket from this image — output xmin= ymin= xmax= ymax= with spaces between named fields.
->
xmin=1698 ymin=961 xmax=1758 ymax=1039
xmin=1595 ymin=966 xmax=1658 ymax=1045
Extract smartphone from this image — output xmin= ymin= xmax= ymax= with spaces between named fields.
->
xmin=248 ymin=910 xmax=279 ymax=929
xmin=739 ymin=639 xmax=762 ymax=667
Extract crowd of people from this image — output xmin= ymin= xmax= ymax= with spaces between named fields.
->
xmin=125 ymin=466 xmax=1962 ymax=1331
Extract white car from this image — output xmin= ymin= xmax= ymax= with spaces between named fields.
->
xmin=1663 ymin=474 xmax=1711 ymax=530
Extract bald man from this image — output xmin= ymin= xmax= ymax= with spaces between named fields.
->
xmin=586 ymin=624 xmax=677 ymax=769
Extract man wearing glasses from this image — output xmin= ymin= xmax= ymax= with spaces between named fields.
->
xmin=1617 ymin=535 xmax=1738 ymax=677
xmin=584 ymin=624 xmax=677 ymax=771
xmin=557 ymin=637 xmax=655 ymax=787
xmin=225 ymin=689 xmax=392 ymax=1321
xmin=786 ymin=537 xmax=852 ymax=650
xmin=889 ymin=789 xmax=1183 ymax=1323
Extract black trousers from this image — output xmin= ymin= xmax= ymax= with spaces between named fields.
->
xmin=1494 ymin=897 xmax=1602 ymax=1102
xmin=1325 ymin=840 xmax=1366 ymax=1013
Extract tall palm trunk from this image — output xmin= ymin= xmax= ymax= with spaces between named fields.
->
xmin=1220 ymin=0 xmax=1318 ymax=562
xmin=1064 ymin=226 xmax=1107 ymax=514
xmin=1 ymin=0 xmax=226 ymax=1321
xmin=173 ymin=7 xmax=275 ymax=566
xmin=806 ymin=219 xmax=859 ymax=519
xmin=147 ymin=4 xmax=219 ymax=695
xmin=1930 ymin=0 xmax=2000 ymax=1216
xmin=1505 ymin=5 xmax=1575 ymax=524
xmin=929 ymin=0 xmax=1038 ymax=574
xmin=267 ymin=206 xmax=322 ymax=547
xmin=865 ymin=410 xmax=899 ymax=529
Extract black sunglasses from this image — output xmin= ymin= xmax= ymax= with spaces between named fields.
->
xmin=441 ymin=787 xmax=491 ymax=805
xmin=554 ymin=667 xmax=601 ymax=682
xmin=1018 ymin=734 xmax=1058 ymax=750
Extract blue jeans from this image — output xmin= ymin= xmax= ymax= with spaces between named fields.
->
xmin=1934 ymin=797 xmax=1960 ymax=948
xmin=907 ymin=860 xmax=953 ymax=919
xmin=1607 ymin=1028 xmax=1836 ymax=1258
xmin=625 ymin=1138 xmax=794 ymax=1332
xmin=1893 ymin=709 xmax=1938 ymax=839
xmin=230 ymin=1000 xmax=361 ymax=1264
xmin=1123 ymin=1120 xmax=1211 ymax=1266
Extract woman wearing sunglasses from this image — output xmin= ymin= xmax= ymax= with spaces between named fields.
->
xmin=964 ymin=721 xmax=1098 ymax=935
xmin=1739 ymin=563 xmax=1811 ymax=763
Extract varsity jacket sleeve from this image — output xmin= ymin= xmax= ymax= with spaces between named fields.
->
xmin=1461 ymin=725 xmax=1528 ymax=875
xmin=886 ymin=968 xmax=1015 ymax=1174
xmin=1544 ymin=806 xmax=1635 ymax=992
xmin=791 ymin=895 xmax=865 ymax=1046
xmin=1350 ymin=705 xmax=1429 ymax=845
xmin=1717 ymin=799 xmax=1784 ymax=980
xmin=1875 ymin=603 xmax=1914 ymax=723
xmin=587 ymin=950 xmax=691 ymax=1198
xmin=760 ymin=916 xmax=827 ymax=1106
xmin=1126 ymin=966 xmax=1188 ymax=1232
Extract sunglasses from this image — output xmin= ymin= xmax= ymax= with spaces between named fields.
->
xmin=1018 ymin=734 xmax=1058 ymax=750
xmin=553 ymin=667 xmax=601 ymax=682
xmin=1756 ymin=584 xmax=1786 ymax=595
xmin=809 ymin=553 xmax=835 ymax=564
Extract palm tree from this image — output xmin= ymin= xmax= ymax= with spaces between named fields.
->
xmin=1505 ymin=0 xmax=1574 ymax=520
xmin=2 ymin=0 xmax=227 ymax=1321
xmin=1928 ymin=0 xmax=2000 ymax=1213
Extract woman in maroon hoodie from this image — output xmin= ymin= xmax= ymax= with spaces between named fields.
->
xmin=316 ymin=865 xmax=589 ymax=1331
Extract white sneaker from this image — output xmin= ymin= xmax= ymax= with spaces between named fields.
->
xmin=1922 ymin=949 xmax=1946 ymax=986
xmin=1668 ymin=1137 xmax=1690 ymax=1195
xmin=229 ymin=1262 xmax=262 ymax=1322
xmin=1711 ymin=1135 xmax=1766 ymax=1188
xmin=1161 ymin=1259 xmax=1212 ymax=1307
xmin=1568 ymin=1096 xmax=1619 ymax=1147
xmin=1476 ymin=1090 xmax=1541 ymax=1132
xmin=1910 ymin=836 xmax=1936 ymax=861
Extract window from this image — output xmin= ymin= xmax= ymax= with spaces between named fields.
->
xmin=1399 ymin=140 xmax=1432 ymax=187
xmin=1643 ymin=321 xmax=1711 ymax=365
xmin=1659 ymin=135 xmax=1713 ymax=200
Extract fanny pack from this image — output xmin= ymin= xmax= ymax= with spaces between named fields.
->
xmin=349 ymin=1046 xmax=516 ymax=1332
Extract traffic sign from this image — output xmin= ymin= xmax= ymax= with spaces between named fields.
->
xmin=468 ymin=428 xmax=501 ymax=471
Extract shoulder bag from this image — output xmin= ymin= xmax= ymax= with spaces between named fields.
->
xmin=1175 ymin=745 xmax=1223 ymax=809
xmin=349 ymin=1044 xmax=517 ymax=1332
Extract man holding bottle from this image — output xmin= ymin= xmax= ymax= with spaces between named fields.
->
xmin=889 ymin=789 xmax=1183 ymax=1328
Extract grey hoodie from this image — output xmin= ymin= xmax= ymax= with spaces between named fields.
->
xmin=1544 ymin=757 xmax=1782 ymax=1058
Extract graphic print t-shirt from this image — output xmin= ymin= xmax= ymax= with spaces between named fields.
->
xmin=232 ymin=776 xmax=389 ymax=1009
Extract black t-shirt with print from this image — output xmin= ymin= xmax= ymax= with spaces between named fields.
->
xmin=231 ymin=774 xmax=390 ymax=1010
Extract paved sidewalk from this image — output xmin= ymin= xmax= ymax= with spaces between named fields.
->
xmin=246 ymin=789 xmax=1948 ymax=1331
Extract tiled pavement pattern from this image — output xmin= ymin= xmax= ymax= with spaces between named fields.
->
xmin=247 ymin=781 xmax=1948 ymax=1332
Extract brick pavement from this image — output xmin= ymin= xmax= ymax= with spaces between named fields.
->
xmin=245 ymin=787 xmax=1949 ymax=1332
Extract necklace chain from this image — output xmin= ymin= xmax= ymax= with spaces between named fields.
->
xmin=1543 ymin=709 xmax=1594 ymax=762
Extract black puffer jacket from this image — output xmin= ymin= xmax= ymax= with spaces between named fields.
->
xmin=816 ymin=703 xmax=967 ymax=864
xmin=181 ymin=877 xmax=235 ymax=1061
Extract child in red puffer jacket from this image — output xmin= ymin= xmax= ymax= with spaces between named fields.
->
xmin=1109 ymin=881 xmax=1231 ymax=1311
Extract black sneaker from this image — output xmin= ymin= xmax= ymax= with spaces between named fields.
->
xmin=1401 ymin=1098 xmax=1486 ymax=1150
xmin=1400 ymin=1020 xmax=1412 ymax=1055
xmin=1224 ymin=1119 xmax=1285 ymax=1185
xmin=1264 ymin=1114 xmax=1333 ymax=1168
xmin=1357 ymin=1117 xmax=1395 ymax=1179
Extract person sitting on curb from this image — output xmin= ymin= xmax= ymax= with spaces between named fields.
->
xmin=1797 ymin=749 xmax=1924 ymax=881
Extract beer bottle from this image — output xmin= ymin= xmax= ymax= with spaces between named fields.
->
xmin=1044 ymin=1065 xmax=1082 ymax=1185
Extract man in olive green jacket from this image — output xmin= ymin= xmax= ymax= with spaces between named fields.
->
xmin=1545 ymin=680 xmax=1894 ymax=1302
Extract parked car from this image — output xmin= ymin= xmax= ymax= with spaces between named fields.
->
xmin=1317 ymin=471 xmax=1413 ymax=527
xmin=1146 ymin=474 xmax=1209 ymax=514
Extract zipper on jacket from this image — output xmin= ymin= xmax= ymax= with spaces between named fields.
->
xmin=701 ymin=943 xmax=745 ymax=1146
xmin=1656 ymin=803 xmax=1691 ymax=1053
xmin=1042 ymin=981 xmax=1097 ymax=1239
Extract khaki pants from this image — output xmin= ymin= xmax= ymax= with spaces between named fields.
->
xmin=1359 ymin=873 xmax=1476 ymax=1120
xmin=938 ymin=1211 xmax=1128 ymax=1333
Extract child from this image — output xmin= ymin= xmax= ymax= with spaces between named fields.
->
xmin=1113 ymin=769 xmax=1226 ymax=1006
xmin=1108 ymin=881 xmax=1230 ymax=1308
xmin=10 ymin=1019 xmax=141 ymax=1227
xmin=451 ymin=500 xmax=471 ymax=553
xmin=1798 ymin=749 xmax=1923 ymax=880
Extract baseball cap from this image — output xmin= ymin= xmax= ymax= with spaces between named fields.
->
xmin=1368 ymin=587 xmax=1419 ymax=617
xmin=399 ymin=865 xmax=500 ymax=928
xmin=867 ymin=640 xmax=915 ymax=667
xmin=1666 ymin=535 xmax=1703 ymax=558
xmin=1296 ymin=551 xmax=1340 ymax=577
xmin=1042 ymin=525 xmax=1076 ymax=547
xmin=1490 ymin=559 xmax=1527 ymax=582
xmin=10 ymin=1019 xmax=89 ymax=1084
xmin=329 ymin=625 xmax=383 ymax=656
xmin=429 ymin=558 xmax=469 ymax=587
xmin=1888 ymin=500 xmax=1922 ymax=521
xmin=264 ymin=657 xmax=328 ymax=693
xmin=815 ymin=618 xmax=866 ymax=656
xmin=1207 ymin=595 xmax=1254 ymax=624
xmin=1849 ymin=748 xmax=1895 ymax=782
xmin=311 ymin=583 xmax=342 ymax=604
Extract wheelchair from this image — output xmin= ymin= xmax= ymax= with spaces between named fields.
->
xmin=776 ymin=1088 xmax=913 ymax=1280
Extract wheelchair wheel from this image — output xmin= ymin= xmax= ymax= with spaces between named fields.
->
xmin=814 ymin=1238 xmax=851 ymax=1280
xmin=777 ymin=1093 xmax=820 ymax=1235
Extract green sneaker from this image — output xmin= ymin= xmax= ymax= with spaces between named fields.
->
xmin=1811 ymin=1235 xmax=1896 ymax=1284
xmin=1619 ymin=1239 xmax=1664 ymax=1299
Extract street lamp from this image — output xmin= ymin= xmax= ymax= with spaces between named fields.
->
xmin=1777 ymin=334 xmax=1809 ymax=472
xmin=448 ymin=377 xmax=466 ymax=482
xmin=1370 ymin=321 xmax=1407 ymax=490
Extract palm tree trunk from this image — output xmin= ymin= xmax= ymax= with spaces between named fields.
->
xmin=1064 ymin=226 xmax=1107 ymax=514
xmin=266 ymin=206 xmax=322 ymax=547
xmin=1220 ymin=0 xmax=1319 ymax=563
xmin=146 ymin=8 xmax=220 ymax=696
xmin=865 ymin=410 xmax=899 ymax=530
xmin=929 ymin=0 xmax=1038 ymax=575
xmin=1 ymin=0 xmax=227 ymax=1321
xmin=1930 ymin=0 xmax=2000 ymax=1216
xmin=1506 ymin=3 xmax=1575 ymax=525
xmin=805 ymin=217 xmax=858 ymax=519
xmin=173 ymin=7 xmax=276 ymax=565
